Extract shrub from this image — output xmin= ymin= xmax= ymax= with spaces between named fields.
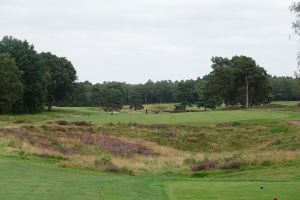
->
xmin=191 ymin=160 xmax=219 ymax=171
xmin=174 ymin=104 xmax=186 ymax=112
xmin=219 ymin=161 xmax=242 ymax=170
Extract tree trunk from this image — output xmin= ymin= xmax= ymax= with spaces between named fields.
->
xmin=245 ymin=75 xmax=249 ymax=109
xmin=47 ymin=100 xmax=52 ymax=111
xmin=250 ymin=94 xmax=254 ymax=108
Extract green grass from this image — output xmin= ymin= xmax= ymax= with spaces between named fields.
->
xmin=0 ymin=156 xmax=167 ymax=200
xmin=58 ymin=109 xmax=291 ymax=125
xmin=0 ymin=156 xmax=299 ymax=200
xmin=1 ymin=105 xmax=300 ymax=127
xmin=271 ymin=101 xmax=299 ymax=107
xmin=165 ymin=181 xmax=300 ymax=200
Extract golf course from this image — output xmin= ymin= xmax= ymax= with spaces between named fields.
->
xmin=0 ymin=102 xmax=299 ymax=200
xmin=1 ymin=2 xmax=300 ymax=197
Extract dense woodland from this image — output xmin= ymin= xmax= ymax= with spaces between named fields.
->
xmin=58 ymin=74 xmax=300 ymax=110
xmin=0 ymin=35 xmax=300 ymax=114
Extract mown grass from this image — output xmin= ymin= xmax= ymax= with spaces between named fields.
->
xmin=1 ymin=106 xmax=297 ymax=127
xmin=0 ymin=156 xmax=299 ymax=200
xmin=0 ymin=156 xmax=167 ymax=200
xmin=165 ymin=181 xmax=300 ymax=200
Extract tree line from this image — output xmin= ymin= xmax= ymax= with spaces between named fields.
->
xmin=0 ymin=35 xmax=299 ymax=114
xmin=58 ymin=58 xmax=300 ymax=111
xmin=0 ymin=36 xmax=76 ymax=113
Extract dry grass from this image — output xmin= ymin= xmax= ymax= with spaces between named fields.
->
xmin=112 ymin=140 xmax=190 ymax=172
xmin=0 ymin=121 xmax=300 ymax=173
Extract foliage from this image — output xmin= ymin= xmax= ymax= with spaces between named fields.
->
xmin=0 ymin=36 xmax=47 ymax=113
xmin=0 ymin=36 xmax=78 ymax=114
xmin=92 ymin=83 xmax=123 ymax=111
xmin=270 ymin=76 xmax=299 ymax=101
xmin=175 ymin=80 xmax=199 ymax=107
xmin=0 ymin=53 xmax=23 ymax=113
xmin=40 ymin=52 xmax=77 ymax=111
xmin=204 ymin=56 xmax=271 ymax=109
xmin=128 ymin=91 xmax=144 ymax=111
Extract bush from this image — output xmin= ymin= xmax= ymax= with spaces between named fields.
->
xmin=191 ymin=160 xmax=219 ymax=171
xmin=174 ymin=104 xmax=186 ymax=112
xmin=219 ymin=161 xmax=242 ymax=170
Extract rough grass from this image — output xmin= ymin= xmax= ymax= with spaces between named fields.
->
xmin=96 ymin=121 xmax=300 ymax=153
xmin=0 ymin=119 xmax=300 ymax=173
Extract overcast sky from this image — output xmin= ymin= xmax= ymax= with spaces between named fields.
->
xmin=0 ymin=0 xmax=298 ymax=83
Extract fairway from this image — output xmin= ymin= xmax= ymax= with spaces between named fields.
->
xmin=0 ymin=157 xmax=167 ymax=200
xmin=64 ymin=109 xmax=290 ymax=125
xmin=0 ymin=107 xmax=295 ymax=127
xmin=0 ymin=156 xmax=299 ymax=200
xmin=166 ymin=181 xmax=300 ymax=200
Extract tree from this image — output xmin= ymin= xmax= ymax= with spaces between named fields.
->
xmin=291 ymin=2 xmax=300 ymax=35
xmin=0 ymin=53 xmax=23 ymax=113
xmin=291 ymin=2 xmax=300 ymax=94
xmin=270 ymin=77 xmax=298 ymax=101
xmin=205 ymin=56 xmax=271 ymax=109
xmin=39 ymin=52 xmax=77 ymax=111
xmin=175 ymin=80 xmax=199 ymax=108
xmin=92 ymin=84 xmax=123 ymax=111
xmin=231 ymin=56 xmax=271 ymax=108
xmin=58 ymin=81 xmax=94 ymax=107
xmin=0 ymin=36 xmax=47 ymax=113
xmin=128 ymin=91 xmax=144 ymax=111
xmin=202 ymin=75 xmax=223 ymax=110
